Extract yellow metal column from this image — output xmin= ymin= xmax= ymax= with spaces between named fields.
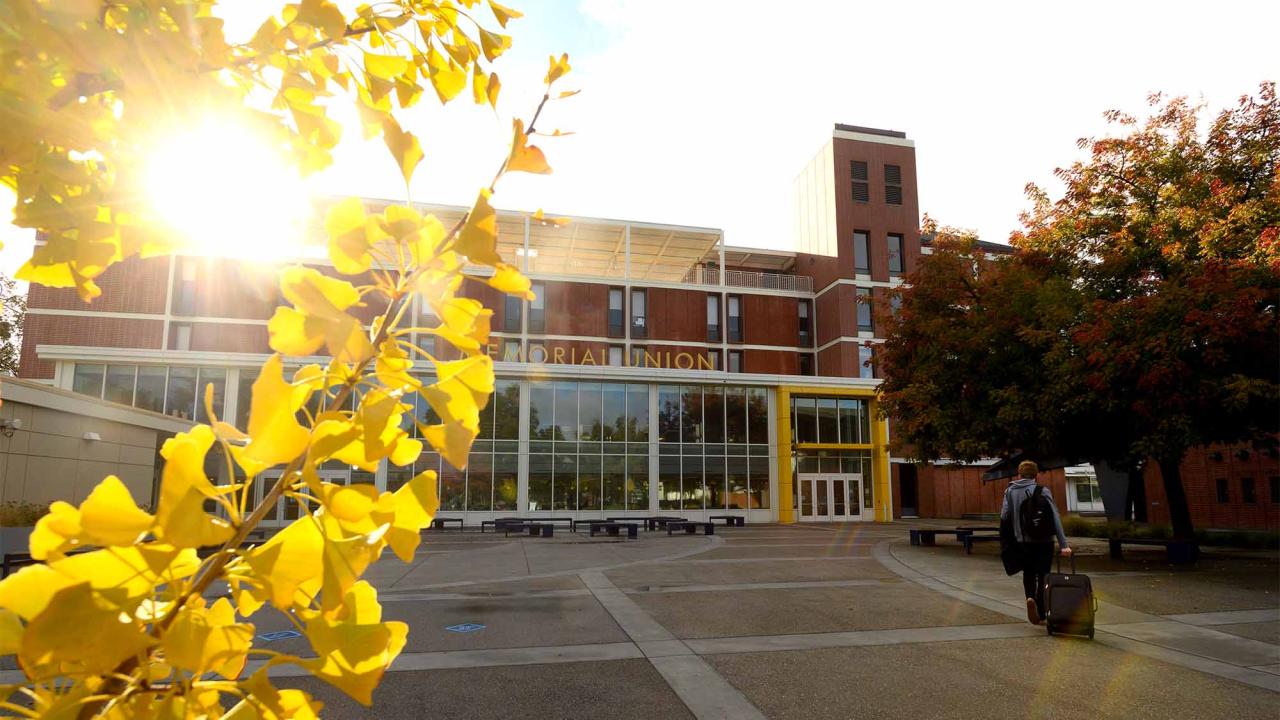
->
xmin=870 ymin=399 xmax=893 ymax=522
xmin=776 ymin=388 xmax=794 ymax=523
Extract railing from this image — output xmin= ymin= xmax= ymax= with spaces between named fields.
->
xmin=682 ymin=266 xmax=814 ymax=293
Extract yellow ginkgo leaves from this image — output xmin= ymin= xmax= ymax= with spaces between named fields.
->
xmin=508 ymin=118 xmax=551 ymax=175
xmin=28 ymin=476 xmax=152 ymax=560
xmin=162 ymin=598 xmax=255 ymax=679
xmin=269 ymin=266 xmax=375 ymax=363
xmin=233 ymin=355 xmax=314 ymax=478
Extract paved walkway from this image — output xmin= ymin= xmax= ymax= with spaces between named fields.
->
xmin=11 ymin=522 xmax=1277 ymax=718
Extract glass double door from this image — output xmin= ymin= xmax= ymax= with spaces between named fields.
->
xmin=257 ymin=467 xmax=353 ymax=527
xmin=798 ymin=473 xmax=865 ymax=522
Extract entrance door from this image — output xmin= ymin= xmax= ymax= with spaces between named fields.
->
xmin=798 ymin=473 xmax=864 ymax=522
xmin=898 ymin=464 xmax=918 ymax=517
xmin=257 ymin=467 xmax=352 ymax=527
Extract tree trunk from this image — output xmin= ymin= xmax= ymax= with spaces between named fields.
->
xmin=1128 ymin=466 xmax=1148 ymax=522
xmin=1157 ymin=455 xmax=1194 ymax=540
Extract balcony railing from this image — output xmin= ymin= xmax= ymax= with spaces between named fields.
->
xmin=682 ymin=266 xmax=814 ymax=293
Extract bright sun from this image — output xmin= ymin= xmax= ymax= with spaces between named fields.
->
xmin=143 ymin=118 xmax=315 ymax=261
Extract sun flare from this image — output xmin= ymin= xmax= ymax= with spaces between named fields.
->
xmin=143 ymin=118 xmax=315 ymax=261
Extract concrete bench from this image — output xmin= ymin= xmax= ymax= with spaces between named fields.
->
xmin=480 ymin=518 xmax=524 ymax=533
xmin=589 ymin=522 xmax=639 ymax=540
xmin=909 ymin=528 xmax=973 ymax=546
xmin=503 ymin=523 xmax=554 ymax=538
xmin=709 ymin=515 xmax=746 ymax=527
xmin=963 ymin=533 xmax=1001 ymax=554
xmin=430 ymin=517 xmax=465 ymax=531
xmin=1109 ymin=537 xmax=1199 ymax=564
xmin=667 ymin=521 xmax=715 ymax=536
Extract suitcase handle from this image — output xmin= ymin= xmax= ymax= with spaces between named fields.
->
xmin=1056 ymin=553 xmax=1076 ymax=574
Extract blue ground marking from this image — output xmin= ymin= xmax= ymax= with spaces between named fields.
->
xmin=445 ymin=622 xmax=487 ymax=633
xmin=258 ymin=630 xmax=303 ymax=642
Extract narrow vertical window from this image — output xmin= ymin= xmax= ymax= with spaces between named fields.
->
xmin=727 ymin=294 xmax=742 ymax=342
xmin=172 ymin=322 xmax=193 ymax=351
xmin=884 ymin=164 xmax=903 ymax=205
xmin=858 ymin=344 xmax=874 ymax=379
xmin=851 ymin=161 xmax=869 ymax=202
xmin=630 ymin=289 xmax=647 ymax=338
xmin=503 ymin=294 xmax=522 ymax=333
xmin=529 ymin=282 xmax=545 ymax=332
xmin=173 ymin=257 xmax=197 ymax=316
xmin=797 ymin=300 xmax=812 ymax=347
xmin=854 ymin=231 xmax=871 ymax=275
xmin=501 ymin=338 xmax=522 ymax=362
xmin=607 ymin=345 xmax=624 ymax=366
xmin=798 ymin=354 xmax=814 ymax=376
xmin=1215 ymin=478 xmax=1229 ymax=503
xmin=1241 ymin=477 xmax=1256 ymax=504
xmin=706 ymin=294 xmax=721 ymax=342
xmin=856 ymin=288 xmax=873 ymax=332
xmin=707 ymin=350 xmax=721 ymax=371
xmin=888 ymin=234 xmax=905 ymax=277
xmin=607 ymin=287 xmax=624 ymax=337
xmin=890 ymin=294 xmax=903 ymax=318
xmin=630 ymin=344 xmax=648 ymax=367
xmin=728 ymin=350 xmax=743 ymax=373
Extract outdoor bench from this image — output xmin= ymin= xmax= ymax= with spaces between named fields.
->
xmin=589 ymin=522 xmax=639 ymax=540
xmin=651 ymin=516 xmax=688 ymax=531
xmin=909 ymin=528 xmax=973 ymax=546
xmin=667 ymin=521 xmax=715 ymax=536
xmin=1109 ymin=536 xmax=1199 ymax=564
xmin=503 ymin=522 xmax=554 ymax=538
xmin=480 ymin=518 xmax=524 ymax=533
xmin=709 ymin=514 xmax=746 ymax=527
xmin=430 ymin=517 xmax=465 ymax=531
xmin=963 ymin=533 xmax=1002 ymax=554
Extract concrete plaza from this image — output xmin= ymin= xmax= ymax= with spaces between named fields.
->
xmin=239 ymin=520 xmax=1279 ymax=718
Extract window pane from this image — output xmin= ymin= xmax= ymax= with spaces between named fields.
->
xmin=859 ymin=345 xmax=874 ymax=379
xmin=553 ymin=453 xmax=576 ymax=511
xmin=578 ymin=382 xmax=603 ymax=442
xmin=838 ymin=399 xmax=861 ymax=444
xmin=137 ymin=366 xmax=167 ymax=413
xmin=627 ymin=384 xmax=649 ymax=442
xmin=681 ymin=455 xmax=703 ymax=510
xmin=888 ymin=234 xmax=904 ymax=274
xmin=659 ymin=455 xmax=680 ymax=510
xmin=528 ymin=454 xmax=552 ymax=511
xmin=165 ymin=367 xmax=197 ymax=419
xmin=857 ymin=288 xmax=873 ymax=331
xmin=854 ymin=231 xmax=870 ymax=274
xmin=749 ymin=455 xmax=771 ymax=509
xmin=727 ymin=456 xmax=748 ymax=510
xmin=195 ymin=368 xmax=226 ymax=424
xmin=465 ymin=453 xmax=492 ymax=511
xmin=680 ymin=386 xmax=702 ymax=443
xmin=658 ymin=386 xmax=681 ymax=443
xmin=627 ymin=455 xmax=649 ymax=511
xmin=601 ymin=383 xmax=626 ymax=442
xmin=603 ymin=454 xmax=625 ymax=510
xmin=728 ymin=350 xmax=742 ymax=373
xmin=530 ymin=382 xmax=554 ymax=440
xmin=703 ymin=455 xmax=725 ymax=510
xmin=747 ymin=388 xmax=768 ymax=445
xmin=725 ymin=387 xmax=747 ymax=444
xmin=440 ymin=460 xmax=465 ymax=511
xmin=608 ymin=346 xmax=624 ymax=366
xmin=72 ymin=363 xmax=105 ymax=397
xmin=493 ymin=453 xmax=518 ymax=511
xmin=794 ymin=397 xmax=817 ymax=443
xmin=703 ymin=386 xmax=724 ymax=444
xmin=104 ymin=365 xmax=135 ymax=405
xmin=503 ymin=295 xmax=522 ymax=332
xmin=1075 ymin=482 xmax=1092 ymax=504
xmin=578 ymin=454 xmax=601 ymax=511
xmin=493 ymin=380 xmax=520 ymax=439
xmin=554 ymin=381 xmax=577 ymax=442
xmin=817 ymin=398 xmax=838 ymax=444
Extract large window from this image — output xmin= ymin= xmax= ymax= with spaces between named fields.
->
xmin=432 ymin=380 xmax=520 ymax=512
xmin=71 ymin=362 xmax=225 ymax=420
xmin=527 ymin=381 xmax=649 ymax=512
xmin=888 ymin=234 xmax=905 ymax=277
xmin=657 ymin=385 xmax=770 ymax=511
xmin=72 ymin=363 xmax=105 ymax=397
xmin=727 ymin=294 xmax=742 ymax=342
xmin=608 ymin=287 xmax=624 ymax=337
xmin=791 ymin=396 xmax=869 ymax=445
xmin=798 ymin=300 xmax=812 ymax=347
xmin=630 ymin=289 xmax=647 ymax=339
xmin=503 ymin=293 xmax=522 ymax=333
xmin=854 ymin=231 xmax=870 ymax=275
xmin=529 ymin=282 xmax=545 ymax=332
xmin=856 ymin=288 xmax=873 ymax=332
xmin=706 ymin=294 xmax=721 ymax=342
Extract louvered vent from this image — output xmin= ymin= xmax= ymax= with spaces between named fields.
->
xmin=885 ymin=185 xmax=902 ymax=205
xmin=884 ymin=164 xmax=902 ymax=185
xmin=884 ymin=164 xmax=903 ymax=205
xmin=851 ymin=160 xmax=868 ymax=181
xmin=852 ymin=182 xmax=870 ymax=202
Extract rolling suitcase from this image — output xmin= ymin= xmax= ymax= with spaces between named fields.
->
xmin=1044 ymin=555 xmax=1097 ymax=639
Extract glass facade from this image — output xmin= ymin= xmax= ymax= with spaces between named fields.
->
xmin=71 ymin=362 xmax=225 ymax=421
xmin=657 ymin=385 xmax=769 ymax=511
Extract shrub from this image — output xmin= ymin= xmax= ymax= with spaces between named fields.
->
xmin=0 ymin=501 xmax=48 ymax=527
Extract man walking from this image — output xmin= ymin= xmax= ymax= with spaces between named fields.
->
xmin=1001 ymin=461 xmax=1072 ymax=624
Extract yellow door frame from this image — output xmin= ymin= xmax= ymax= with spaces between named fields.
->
xmin=776 ymin=385 xmax=892 ymax=523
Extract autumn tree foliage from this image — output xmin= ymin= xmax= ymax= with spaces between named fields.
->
xmin=879 ymin=85 xmax=1279 ymax=541
xmin=0 ymin=0 xmax=570 ymax=717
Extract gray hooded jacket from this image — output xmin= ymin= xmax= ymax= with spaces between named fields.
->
xmin=1000 ymin=478 xmax=1069 ymax=547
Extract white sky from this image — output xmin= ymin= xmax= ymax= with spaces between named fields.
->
xmin=3 ymin=0 xmax=1278 ymax=280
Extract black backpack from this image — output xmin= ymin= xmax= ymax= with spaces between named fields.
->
xmin=1019 ymin=485 xmax=1055 ymax=543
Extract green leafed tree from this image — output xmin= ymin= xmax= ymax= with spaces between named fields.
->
xmin=879 ymin=85 xmax=1280 ymax=542
xmin=0 ymin=274 xmax=23 ymax=376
